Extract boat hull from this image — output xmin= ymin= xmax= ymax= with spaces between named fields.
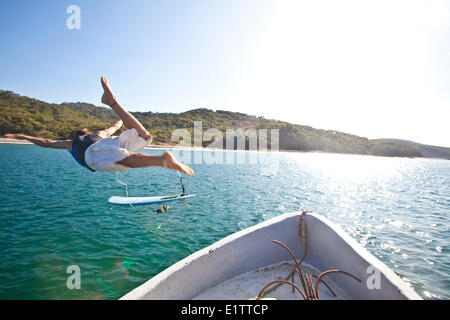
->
xmin=121 ymin=212 xmax=422 ymax=300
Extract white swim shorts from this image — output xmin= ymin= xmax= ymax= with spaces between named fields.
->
xmin=85 ymin=128 xmax=151 ymax=172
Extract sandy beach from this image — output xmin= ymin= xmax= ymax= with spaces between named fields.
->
xmin=0 ymin=137 xmax=278 ymax=152
xmin=0 ymin=137 xmax=176 ymax=148
xmin=0 ymin=138 xmax=32 ymax=144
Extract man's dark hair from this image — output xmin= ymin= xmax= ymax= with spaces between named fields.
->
xmin=76 ymin=128 xmax=92 ymax=137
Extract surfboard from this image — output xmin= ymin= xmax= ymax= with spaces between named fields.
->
xmin=108 ymin=194 xmax=195 ymax=206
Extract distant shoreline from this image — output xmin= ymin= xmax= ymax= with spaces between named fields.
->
xmin=0 ymin=138 xmax=32 ymax=144
xmin=3 ymin=90 xmax=449 ymax=159
xmin=0 ymin=138 xmax=279 ymax=153
xmin=2 ymin=137 xmax=448 ymax=161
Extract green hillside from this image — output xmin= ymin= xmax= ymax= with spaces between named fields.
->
xmin=0 ymin=89 xmax=425 ymax=158
xmin=377 ymin=139 xmax=450 ymax=160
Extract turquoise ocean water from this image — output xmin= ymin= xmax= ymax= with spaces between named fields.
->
xmin=0 ymin=144 xmax=448 ymax=299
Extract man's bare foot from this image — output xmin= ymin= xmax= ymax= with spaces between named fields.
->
xmin=162 ymin=151 xmax=194 ymax=176
xmin=101 ymin=76 xmax=116 ymax=106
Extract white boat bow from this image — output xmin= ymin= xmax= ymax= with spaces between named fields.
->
xmin=121 ymin=211 xmax=422 ymax=300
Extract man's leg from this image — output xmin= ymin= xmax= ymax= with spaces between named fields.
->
xmin=101 ymin=77 xmax=194 ymax=176
xmin=101 ymin=76 xmax=152 ymax=141
xmin=117 ymin=151 xmax=194 ymax=176
xmin=96 ymin=120 xmax=123 ymax=138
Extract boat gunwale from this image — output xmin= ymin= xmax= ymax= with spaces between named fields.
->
xmin=120 ymin=212 xmax=422 ymax=300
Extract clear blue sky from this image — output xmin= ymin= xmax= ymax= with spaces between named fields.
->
xmin=1 ymin=0 xmax=449 ymax=147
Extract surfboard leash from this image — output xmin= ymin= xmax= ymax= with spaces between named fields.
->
xmin=115 ymin=171 xmax=133 ymax=207
xmin=177 ymin=171 xmax=186 ymax=196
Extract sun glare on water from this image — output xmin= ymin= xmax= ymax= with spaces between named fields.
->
xmin=298 ymin=152 xmax=406 ymax=183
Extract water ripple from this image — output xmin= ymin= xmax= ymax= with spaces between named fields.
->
xmin=0 ymin=145 xmax=448 ymax=299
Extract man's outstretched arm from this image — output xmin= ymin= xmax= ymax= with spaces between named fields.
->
xmin=5 ymin=134 xmax=72 ymax=151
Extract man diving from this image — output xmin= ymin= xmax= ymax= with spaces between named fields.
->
xmin=5 ymin=77 xmax=194 ymax=176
